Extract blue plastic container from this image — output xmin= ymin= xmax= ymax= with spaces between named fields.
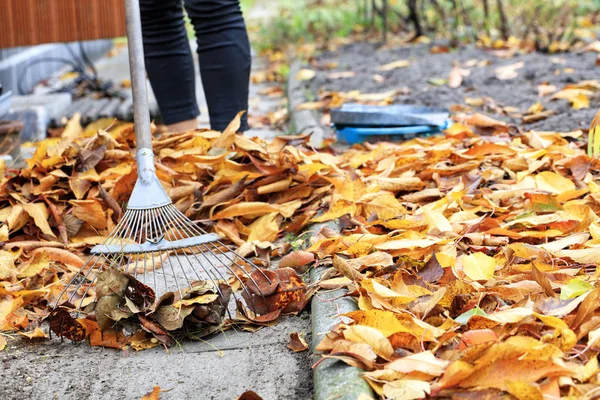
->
xmin=331 ymin=103 xmax=452 ymax=144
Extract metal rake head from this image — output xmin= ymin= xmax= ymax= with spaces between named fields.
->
xmin=54 ymin=149 xmax=271 ymax=316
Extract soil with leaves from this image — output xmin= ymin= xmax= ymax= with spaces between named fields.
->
xmin=303 ymin=39 xmax=600 ymax=135
xmin=295 ymin=40 xmax=600 ymax=399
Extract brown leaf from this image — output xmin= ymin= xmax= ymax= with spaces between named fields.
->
xmin=46 ymin=307 xmax=86 ymax=342
xmin=213 ymin=111 xmax=245 ymax=149
xmin=95 ymin=294 xmax=121 ymax=330
xmin=531 ymin=263 xmax=556 ymax=298
xmin=570 ymin=288 xmax=600 ymax=329
xmin=202 ymin=176 xmax=248 ymax=208
xmin=288 ymin=332 xmax=309 ymax=352
xmin=96 ymin=269 xmax=130 ymax=298
xmin=236 ymin=391 xmax=263 ymax=400
xmin=98 ymin=185 xmax=122 ymax=220
xmin=69 ymin=178 xmax=92 ymax=200
xmin=332 ymin=255 xmax=365 ymax=281
xmin=70 ymin=200 xmax=107 ymax=229
xmin=155 ymin=305 xmax=195 ymax=331
xmin=278 ymin=251 xmax=315 ymax=274
xmin=417 ymin=253 xmax=444 ymax=283
xmin=76 ymin=143 xmax=107 ymax=172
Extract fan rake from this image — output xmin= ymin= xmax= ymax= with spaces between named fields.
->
xmin=53 ymin=0 xmax=269 ymax=318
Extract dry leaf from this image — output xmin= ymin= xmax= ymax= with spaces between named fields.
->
xmin=288 ymin=332 xmax=309 ymax=352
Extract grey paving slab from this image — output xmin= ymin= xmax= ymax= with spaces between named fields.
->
xmin=0 ymin=313 xmax=312 ymax=400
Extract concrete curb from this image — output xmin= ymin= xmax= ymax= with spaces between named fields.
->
xmin=287 ymin=61 xmax=328 ymax=149
xmin=306 ymin=221 xmax=375 ymax=400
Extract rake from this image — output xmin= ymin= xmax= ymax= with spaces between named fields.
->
xmin=54 ymin=0 xmax=268 ymax=314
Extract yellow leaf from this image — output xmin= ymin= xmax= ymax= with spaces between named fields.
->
xmin=48 ymin=113 xmax=82 ymax=157
xmin=0 ymin=225 xmax=8 ymax=242
xmin=296 ymin=69 xmax=316 ymax=81
xmin=18 ymin=327 xmax=49 ymax=340
xmin=385 ymin=351 xmax=449 ymax=376
xmin=70 ymin=200 xmax=107 ymax=229
xmin=535 ymin=171 xmax=576 ymax=194
xmin=383 ymin=380 xmax=430 ymax=400
xmin=527 ymin=102 xmax=544 ymax=114
xmin=343 ymin=324 xmax=394 ymax=360
xmin=247 ymin=213 xmax=280 ymax=242
xmin=462 ymin=252 xmax=497 ymax=281
xmin=212 ymin=202 xmax=280 ymax=219
xmin=311 ymin=200 xmax=357 ymax=223
xmin=23 ymin=203 xmax=55 ymax=237
xmin=99 ymin=163 xmax=132 ymax=180
xmin=173 ymin=294 xmax=219 ymax=308
xmin=375 ymin=238 xmax=440 ymax=251
xmin=377 ymin=59 xmax=410 ymax=71
xmin=344 ymin=309 xmax=413 ymax=337
xmin=17 ymin=252 xmax=50 ymax=278
xmin=505 ymin=381 xmax=543 ymax=400
xmin=573 ymin=93 xmax=590 ymax=109
xmin=0 ymin=250 xmax=17 ymax=280
xmin=423 ymin=209 xmax=453 ymax=233
xmin=436 ymin=252 xmax=455 ymax=268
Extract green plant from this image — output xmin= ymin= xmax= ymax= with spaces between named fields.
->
xmin=253 ymin=0 xmax=368 ymax=52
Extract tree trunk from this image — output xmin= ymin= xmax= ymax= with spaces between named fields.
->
xmin=482 ymin=0 xmax=490 ymax=35
xmin=496 ymin=0 xmax=509 ymax=40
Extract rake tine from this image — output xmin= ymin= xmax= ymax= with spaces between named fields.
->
xmin=165 ymin=207 xmax=273 ymax=289
xmin=55 ymin=210 xmax=135 ymax=306
xmin=163 ymin=206 xmax=269 ymax=298
xmin=171 ymin=207 xmax=273 ymax=279
xmin=160 ymin=207 xmax=264 ymax=309
xmin=150 ymin=209 xmax=168 ymax=293
xmin=162 ymin=208 xmax=252 ymax=299
xmin=155 ymin=207 xmax=192 ymax=290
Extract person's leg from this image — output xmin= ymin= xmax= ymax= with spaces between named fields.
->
xmin=140 ymin=0 xmax=199 ymax=131
xmin=184 ymin=0 xmax=251 ymax=132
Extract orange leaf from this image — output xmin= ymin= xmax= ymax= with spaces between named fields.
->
xmin=141 ymin=386 xmax=161 ymax=400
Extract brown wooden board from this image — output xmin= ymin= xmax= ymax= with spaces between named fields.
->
xmin=0 ymin=0 xmax=127 ymax=48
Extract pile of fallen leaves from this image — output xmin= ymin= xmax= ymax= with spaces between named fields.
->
xmin=3 ymin=98 xmax=600 ymax=396
xmin=0 ymin=112 xmax=321 ymax=349
xmin=308 ymin=115 xmax=600 ymax=398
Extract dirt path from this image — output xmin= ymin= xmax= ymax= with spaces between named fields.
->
xmin=307 ymin=42 xmax=599 ymax=134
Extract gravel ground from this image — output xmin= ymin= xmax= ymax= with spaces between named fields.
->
xmin=307 ymin=42 xmax=599 ymax=133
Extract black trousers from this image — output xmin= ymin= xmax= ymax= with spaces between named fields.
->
xmin=140 ymin=0 xmax=251 ymax=131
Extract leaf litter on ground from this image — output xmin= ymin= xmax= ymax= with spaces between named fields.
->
xmin=1 ymin=94 xmax=600 ymax=397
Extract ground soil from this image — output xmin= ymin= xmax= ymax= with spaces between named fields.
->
xmin=0 ymin=313 xmax=313 ymax=400
xmin=307 ymin=42 xmax=599 ymax=135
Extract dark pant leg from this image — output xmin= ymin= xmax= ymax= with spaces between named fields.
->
xmin=140 ymin=0 xmax=199 ymax=125
xmin=184 ymin=0 xmax=251 ymax=132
